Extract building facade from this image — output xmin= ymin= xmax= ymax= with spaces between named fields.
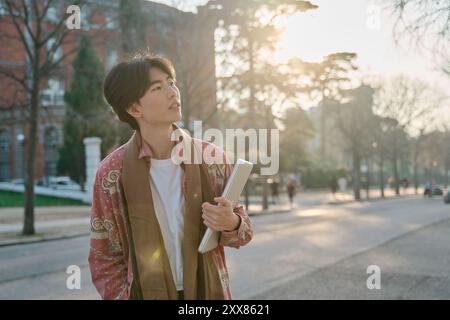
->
xmin=0 ymin=0 xmax=218 ymax=182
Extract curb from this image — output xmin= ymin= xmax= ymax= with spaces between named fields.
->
xmin=248 ymin=208 xmax=292 ymax=216
xmin=0 ymin=231 xmax=90 ymax=248
xmin=0 ymin=194 xmax=424 ymax=247
xmin=325 ymin=193 xmax=421 ymax=206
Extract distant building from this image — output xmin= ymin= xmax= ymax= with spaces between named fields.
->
xmin=305 ymin=99 xmax=352 ymax=170
xmin=0 ymin=0 xmax=218 ymax=181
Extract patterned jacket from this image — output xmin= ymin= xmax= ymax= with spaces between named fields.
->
xmin=88 ymin=136 xmax=253 ymax=299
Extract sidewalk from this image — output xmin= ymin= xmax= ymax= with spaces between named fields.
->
xmin=246 ymin=187 xmax=423 ymax=215
xmin=0 ymin=206 xmax=91 ymax=247
xmin=0 ymin=187 xmax=423 ymax=247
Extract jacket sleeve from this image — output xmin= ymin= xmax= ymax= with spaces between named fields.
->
xmin=88 ymin=170 xmax=129 ymax=300
xmin=218 ymin=155 xmax=253 ymax=249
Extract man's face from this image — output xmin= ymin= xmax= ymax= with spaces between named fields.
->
xmin=127 ymin=67 xmax=182 ymax=127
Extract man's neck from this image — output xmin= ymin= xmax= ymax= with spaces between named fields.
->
xmin=139 ymin=123 xmax=174 ymax=160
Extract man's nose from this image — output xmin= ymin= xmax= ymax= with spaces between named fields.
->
xmin=167 ymin=84 xmax=177 ymax=98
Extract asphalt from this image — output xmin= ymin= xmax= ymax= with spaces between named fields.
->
xmin=1 ymin=196 xmax=448 ymax=299
xmin=249 ymin=217 xmax=450 ymax=299
xmin=0 ymin=188 xmax=428 ymax=247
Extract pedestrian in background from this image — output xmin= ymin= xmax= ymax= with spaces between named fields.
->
xmin=330 ymin=174 xmax=338 ymax=198
xmin=287 ymin=179 xmax=296 ymax=208
xmin=271 ymin=178 xmax=280 ymax=204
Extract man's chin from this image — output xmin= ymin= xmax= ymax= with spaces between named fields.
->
xmin=172 ymin=113 xmax=182 ymax=122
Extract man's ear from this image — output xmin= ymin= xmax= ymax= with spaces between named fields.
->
xmin=126 ymin=102 xmax=142 ymax=119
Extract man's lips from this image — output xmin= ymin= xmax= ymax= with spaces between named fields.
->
xmin=169 ymin=102 xmax=181 ymax=109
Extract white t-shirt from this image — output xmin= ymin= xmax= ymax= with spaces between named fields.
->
xmin=149 ymin=158 xmax=185 ymax=291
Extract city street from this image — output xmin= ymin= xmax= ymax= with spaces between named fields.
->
xmin=0 ymin=195 xmax=449 ymax=299
xmin=1 ymin=0 xmax=450 ymax=304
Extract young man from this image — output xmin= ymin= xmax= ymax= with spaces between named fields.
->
xmin=88 ymin=53 xmax=253 ymax=300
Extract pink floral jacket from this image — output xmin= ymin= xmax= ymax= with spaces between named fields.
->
xmin=88 ymin=137 xmax=253 ymax=300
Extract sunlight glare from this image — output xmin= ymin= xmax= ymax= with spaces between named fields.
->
xmin=274 ymin=13 xmax=327 ymax=63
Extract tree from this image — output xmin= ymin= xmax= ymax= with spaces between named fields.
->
xmin=424 ymin=128 xmax=450 ymax=187
xmin=0 ymin=0 xmax=87 ymax=235
xmin=153 ymin=1 xmax=222 ymax=130
xmin=308 ymin=52 xmax=358 ymax=161
xmin=279 ymin=106 xmax=314 ymax=173
xmin=420 ymin=130 xmax=449 ymax=185
xmin=441 ymin=126 xmax=450 ymax=188
xmin=386 ymin=0 xmax=450 ymax=77
xmin=384 ymin=119 xmax=409 ymax=195
xmin=119 ymin=0 xmax=146 ymax=54
xmin=330 ymin=85 xmax=376 ymax=200
xmin=58 ymin=36 xmax=116 ymax=188
xmin=371 ymin=116 xmax=391 ymax=197
xmin=210 ymin=0 xmax=318 ymax=209
xmin=373 ymin=75 xmax=442 ymax=194
xmin=409 ymin=116 xmax=437 ymax=193
xmin=212 ymin=0 xmax=317 ymax=114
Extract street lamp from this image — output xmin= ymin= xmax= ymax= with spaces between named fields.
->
xmin=430 ymin=160 xmax=438 ymax=185
xmin=16 ymin=133 xmax=25 ymax=181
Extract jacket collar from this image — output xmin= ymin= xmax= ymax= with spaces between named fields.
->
xmin=136 ymin=123 xmax=186 ymax=165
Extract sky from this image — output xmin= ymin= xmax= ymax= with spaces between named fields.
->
xmin=151 ymin=0 xmax=449 ymax=123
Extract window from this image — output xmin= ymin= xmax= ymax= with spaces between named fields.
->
xmin=46 ymin=6 xmax=58 ymax=23
xmin=44 ymin=127 xmax=59 ymax=178
xmin=46 ymin=37 xmax=63 ymax=63
xmin=0 ymin=1 xmax=6 ymax=17
xmin=0 ymin=0 xmax=20 ymax=17
xmin=0 ymin=129 xmax=10 ymax=181
xmin=105 ymin=14 xmax=117 ymax=29
xmin=81 ymin=6 xmax=91 ymax=30
xmin=41 ymin=77 xmax=64 ymax=107
xmin=48 ymin=78 xmax=64 ymax=92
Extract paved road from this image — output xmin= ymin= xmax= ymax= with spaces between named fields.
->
xmin=0 ymin=196 xmax=448 ymax=299
xmin=251 ymin=218 xmax=450 ymax=299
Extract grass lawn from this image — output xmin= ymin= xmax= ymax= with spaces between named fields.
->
xmin=0 ymin=190 xmax=84 ymax=207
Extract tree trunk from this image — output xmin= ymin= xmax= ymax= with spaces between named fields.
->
xmin=379 ymin=158 xmax=384 ymax=198
xmin=244 ymin=183 xmax=249 ymax=211
xmin=365 ymin=158 xmax=370 ymax=199
xmin=393 ymin=156 xmax=400 ymax=196
xmin=444 ymin=165 xmax=449 ymax=189
xmin=80 ymin=176 xmax=85 ymax=193
xmin=320 ymin=101 xmax=325 ymax=161
xmin=352 ymin=148 xmax=361 ymax=200
xmin=23 ymin=71 xmax=40 ymax=235
xmin=413 ymin=140 xmax=419 ymax=194
xmin=248 ymin=36 xmax=255 ymax=115
xmin=262 ymin=177 xmax=269 ymax=210
xmin=413 ymin=160 xmax=419 ymax=194
xmin=249 ymin=37 xmax=269 ymax=210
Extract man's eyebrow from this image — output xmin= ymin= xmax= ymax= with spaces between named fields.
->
xmin=149 ymin=76 xmax=174 ymax=87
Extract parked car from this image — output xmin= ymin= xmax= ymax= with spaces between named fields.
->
xmin=11 ymin=179 xmax=24 ymax=185
xmin=49 ymin=176 xmax=82 ymax=191
xmin=444 ymin=191 xmax=450 ymax=204
xmin=432 ymin=186 xmax=444 ymax=196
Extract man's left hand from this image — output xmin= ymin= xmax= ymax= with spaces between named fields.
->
xmin=201 ymin=197 xmax=241 ymax=232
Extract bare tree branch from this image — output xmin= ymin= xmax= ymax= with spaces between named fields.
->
xmin=4 ymin=0 xmax=34 ymax=63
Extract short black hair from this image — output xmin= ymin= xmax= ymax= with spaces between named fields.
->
xmin=103 ymin=52 xmax=176 ymax=130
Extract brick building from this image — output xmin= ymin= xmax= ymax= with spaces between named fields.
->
xmin=0 ymin=0 xmax=218 ymax=182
